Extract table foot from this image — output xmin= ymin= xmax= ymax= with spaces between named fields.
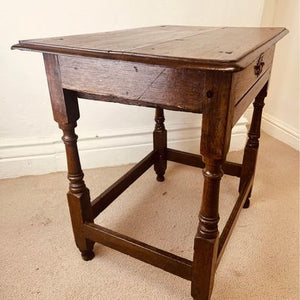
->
xmin=59 ymin=118 xmax=96 ymax=264
xmin=243 ymin=198 xmax=250 ymax=208
xmin=81 ymin=250 xmax=95 ymax=261
xmin=191 ymin=159 xmax=223 ymax=300
xmin=156 ymin=174 xmax=165 ymax=182
xmin=243 ymin=188 xmax=252 ymax=208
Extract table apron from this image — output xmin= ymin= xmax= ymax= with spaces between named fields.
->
xmin=58 ymin=55 xmax=206 ymax=113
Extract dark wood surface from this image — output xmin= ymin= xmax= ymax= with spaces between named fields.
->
xmin=231 ymin=46 xmax=274 ymax=105
xmin=153 ymin=108 xmax=167 ymax=181
xmin=217 ymin=175 xmax=254 ymax=266
xmin=91 ymin=151 xmax=155 ymax=218
xmin=59 ymin=55 xmax=205 ymax=113
xmin=239 ymin=83 xmax=267 ymax=208
xmin=233 ymin=68 xmax=271 ymax=125
xmin=166 ymin=148 xmax=241 ymax=177
xmin=12 ymin=25 xmax=288 ymax=300
xmin=57 ymin=50 xmax=272 ymax=115
xmin=83 ymin=222 xmax=192 ymax=280
xmin=12 ymin=25 xmax=287 ymax=70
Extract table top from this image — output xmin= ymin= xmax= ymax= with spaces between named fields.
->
xmin=12 ymin=25 xmax=287 ymax=71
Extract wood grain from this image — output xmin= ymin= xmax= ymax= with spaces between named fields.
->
xmin=233 ymin=67 xmax=271 ymax=125
xmin=91 ymin=151 xmax=155 ymax=218
xmin=200 ymin=71 xmax=233 ymax=159
xmin=166 ymin=148 xmax=242 ymax=177
xmin=59 ymin=55 xmax=205 ymax=113
xmin=13 ymin=26 xmax=288 ymax=71
xmin=21 ymin=26 xmax=216 ymax=52
xmin=231 ymin=46 xmax=274 ymax=105
xmin=13 ymin=25 xmax=289 ymax=300
xmin=83 ymin=222 xmax=192 ymax=280
xmin=238 ymin=83 xmax=267 ymax=209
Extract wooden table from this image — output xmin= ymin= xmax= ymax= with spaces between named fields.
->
xmin=12 ymin=26 xmax=287 ymax=300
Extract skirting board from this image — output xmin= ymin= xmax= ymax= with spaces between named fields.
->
xmin=0 ymin=118 xmax=247 ymax=179
xmin=245 ymin=108 xmax=300 ymax=151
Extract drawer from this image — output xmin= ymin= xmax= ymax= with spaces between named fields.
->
xmin=232 ymin=67 xmax=271 ymax=125
xmin=231 ymin=45 xmax=275 ymax=105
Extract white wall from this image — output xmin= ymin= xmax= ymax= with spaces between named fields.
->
xmin=259 ymin=0 xmax=299 ymax=150
xmin=0 ymin=0 xmax=265 ymax=178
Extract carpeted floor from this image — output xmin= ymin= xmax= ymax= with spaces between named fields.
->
xmin=0 ymin=132 xmax=299 ymax=300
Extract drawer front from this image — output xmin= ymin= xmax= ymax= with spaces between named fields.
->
xmin=231 ymin=45 xmax=275 ymax=105
xmin=233 ymin=67 xmax=271 ymax=125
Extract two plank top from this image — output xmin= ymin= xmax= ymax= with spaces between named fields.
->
xmin=12 ymin=25 xmax=288 ymax=71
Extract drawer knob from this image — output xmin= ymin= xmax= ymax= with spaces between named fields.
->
xmin=254 ymin=54 xmax=265 ymax=77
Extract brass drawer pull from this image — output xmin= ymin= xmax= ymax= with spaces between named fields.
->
xmin=254 ymin=53 xmax=265 ymax=76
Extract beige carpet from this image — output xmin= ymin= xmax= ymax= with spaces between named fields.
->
xmin=0 ymin=132 xmax=299 ymax=300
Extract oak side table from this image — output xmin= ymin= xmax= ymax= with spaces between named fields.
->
xmin=12 ymin=26 xmax=288 ymax=300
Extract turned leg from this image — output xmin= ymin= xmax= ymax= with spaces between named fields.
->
xmin=239 ymin=82 xmax=268 ymax=208
xmin=191 ymin=159 xmax=223 ymax=300
xmin=191 ymin=72 xmax=233 ymax=300
xmin=153 ymin=108 xmax=167 ymax=181
xmin=43 ymin=54 xmax=95 ymax=260
xmin=60 ymin=122 xmax=95 ymax=261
